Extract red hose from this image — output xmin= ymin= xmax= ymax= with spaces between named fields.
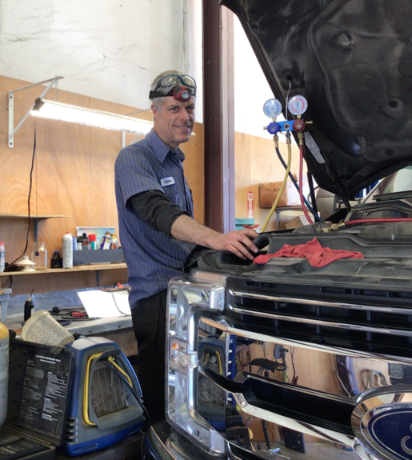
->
xmin=344 ymin=218 xmax=412 ymax=225
xmin=299 ymin=144 xmax=314 ymax=224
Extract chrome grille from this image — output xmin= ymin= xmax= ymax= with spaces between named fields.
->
xmin=226 ymin=278 xmax=412 ymax=356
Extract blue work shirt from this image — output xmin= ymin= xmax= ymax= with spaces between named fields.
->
xmin=115 ymin=129 xmax=195 ymax=309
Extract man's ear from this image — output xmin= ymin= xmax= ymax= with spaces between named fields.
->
xmin=151 ymin=103 xmax=157 ymax=119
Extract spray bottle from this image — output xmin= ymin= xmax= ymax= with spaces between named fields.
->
xmin=0 ymin=320 xmax=9 ymax=429
xmin=24 ymin=289 xmax=34 ymax=321
xmin=111 ymin=234 xmax=119 ymax=249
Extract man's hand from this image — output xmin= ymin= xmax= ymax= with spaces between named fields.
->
xmin=206 ymin=229 xmax=259 ymax=260
xmin=171 ymin=215 xmax=259 ymax=260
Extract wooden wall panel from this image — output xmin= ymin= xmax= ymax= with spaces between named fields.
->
xmin=234 ymin=132 xmax=252 ymax=219
xmin=2 ymin=269 xmax=128 ymax=296
xmin=0 ymin=75 xmax=204 ymax=295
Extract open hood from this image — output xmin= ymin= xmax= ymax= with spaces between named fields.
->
xmin=221 ymin=0 xmax=412 ymax=201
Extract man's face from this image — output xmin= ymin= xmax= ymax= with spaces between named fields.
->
xmin=152 ymin=96 xmax=195 ymax=150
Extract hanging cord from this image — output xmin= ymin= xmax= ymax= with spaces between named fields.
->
xmin=285 ymin=80 xmax=292 ymax=121
xmin=298 ymin=138 xmax=314 ymax=225
xmin=101 ymin=359 xmax=152 ymax=427
xmin=261 ymin=134 xmax=292 ymax=232
xmin=307 ymin=171 xmax=319 ymax=216
xmin=9 ymin=120 xmax=37 ymax=267
xmin=274 ymin=143 xmax=322 ymax=222
xmin=35 ymin=122 xmax=38 ymax=223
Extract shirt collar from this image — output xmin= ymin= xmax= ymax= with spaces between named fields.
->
xmin=145 ymin=129 xmax=186 ymax=164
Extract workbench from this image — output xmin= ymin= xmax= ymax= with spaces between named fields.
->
xmin=6 ymin=309 xmax=137 ymax=357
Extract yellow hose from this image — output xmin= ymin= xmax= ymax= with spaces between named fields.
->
xmin=108 ymin=356 xmax=133 ymax=387
xmin=261 ymin=142 xmax=292 ymax=232
xmin=83 ymin=352 xmax=104 ymax=426
xmin=83 ymin=354 xmax=132 ymax=426
xmin=203 ymin=352 xmax=223 ymax=374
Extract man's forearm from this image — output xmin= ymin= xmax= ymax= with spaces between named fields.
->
xmin=170 ymin=214 xmax=259 ymax=260
xmin=170 ymin=214 xmax=220 ymax=247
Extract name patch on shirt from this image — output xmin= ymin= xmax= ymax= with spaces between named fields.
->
xmin=160 ymin=176 xmax=175 ymax=187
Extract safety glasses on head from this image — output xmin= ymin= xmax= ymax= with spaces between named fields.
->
xmin=149 ymin=74 xmax=197 ymax=101
xmin=157 ymin=74 xmax=196 ymax=91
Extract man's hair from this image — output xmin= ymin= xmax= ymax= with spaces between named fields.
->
xmin=150 ymin=70 xmax=184 ymax=111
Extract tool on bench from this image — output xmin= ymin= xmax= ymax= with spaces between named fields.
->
xmin=50 ymin=306 xmax=95 ymax=322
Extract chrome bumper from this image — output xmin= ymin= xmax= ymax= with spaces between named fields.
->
xmin=143 ymin=420 xmax=227 ymax=460
xmin=165 ymin=272 xmax=412 ymax=460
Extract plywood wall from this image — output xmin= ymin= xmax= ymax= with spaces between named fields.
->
xmin=0 ymin=75 xmax=204 ymax=294
xmin=235 ymin=132 xmax=306 ymax=231
xmin=0 ymin=75 xmax=306 ymax=298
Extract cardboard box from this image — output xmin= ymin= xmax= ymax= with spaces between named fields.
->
xmin=284 ymin=215 xmax=310 ymax=229
xmin=259 ymin=177 xmax=300 ymax=208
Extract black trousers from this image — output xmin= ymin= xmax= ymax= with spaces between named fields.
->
xmin=131 ymin=289 xmax=167 ymax=425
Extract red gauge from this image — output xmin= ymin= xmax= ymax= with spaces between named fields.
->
xmin=288 ymin=95 xmax=308 ymax=116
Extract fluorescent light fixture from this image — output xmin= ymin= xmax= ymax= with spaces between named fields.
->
xmin=31 ymin=98 xmax=153 ymax=135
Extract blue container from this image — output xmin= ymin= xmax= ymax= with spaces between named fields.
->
xmin=235 ymin=218 xmax=255 ymax=231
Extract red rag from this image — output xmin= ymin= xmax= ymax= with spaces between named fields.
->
xmin=254 ymin=237 xmax=364 ymax=268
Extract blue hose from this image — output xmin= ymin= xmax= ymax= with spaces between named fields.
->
xmin=275 ymin=146 xmax=323 ymax=222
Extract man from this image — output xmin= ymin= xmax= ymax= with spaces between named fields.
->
xmin=115 ymin=70 xmax=258 ymax=425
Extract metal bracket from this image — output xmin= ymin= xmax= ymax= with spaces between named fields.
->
xmin=121 ymin=131 xmax=146 ymax=148
xmin=8 ymin=76 xmax=64 ymax=148
xmin=32 ymin=217 xmax=50 ymax=244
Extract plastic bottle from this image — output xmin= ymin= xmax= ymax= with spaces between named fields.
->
xmin=72 ymin=235 xmax=77 ymax=252
xmin=62 ymin=232 xmax=73 ymax=269
xmin=76 ymin=237 xmax=82 ymax=251
xmin=0 ymin=243 xmax=4 ymax=273
xmin=31 ymin=242 xmax=48 ymax=270
xmin=81 ymin=233 xmax=89 ymax=251
xmin=99 ymin=231 xmax=112 ymax=250
xmin=89 ymin=234 xmax=96 ymax=250
xmin=51 ymin=251 xmax=63 ymax=269
xmin=0 ymin=321 xmax=9 ymax=428
xmin=111 ymin=234 xmax=119 ymax=249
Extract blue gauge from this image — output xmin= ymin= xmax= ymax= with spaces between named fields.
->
xmin=288 ymin=95 xmax=308 ymax=116
xmin=263 ymin=98 xmax=282 ymax=118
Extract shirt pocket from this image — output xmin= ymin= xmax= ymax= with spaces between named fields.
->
xmin=163 ymin=181 xmax=178 ymax=198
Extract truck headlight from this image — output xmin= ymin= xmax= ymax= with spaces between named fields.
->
xmin=166 ymin=270 xmax=227 ymax=455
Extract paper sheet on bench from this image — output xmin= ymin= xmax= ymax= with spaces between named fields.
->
xmin=78 ymin=290 xmax=131 ymax=318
